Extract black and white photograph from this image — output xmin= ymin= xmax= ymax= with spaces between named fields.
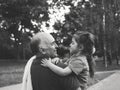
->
xmin=0 ymin=0 xmax=120 ymax=90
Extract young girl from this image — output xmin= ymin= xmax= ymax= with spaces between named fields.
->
xmin=41 ymin=31 xmax=95 ymax=90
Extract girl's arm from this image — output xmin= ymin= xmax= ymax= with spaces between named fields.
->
xmin=51 ymin=57 xmax=62 ymax=64
xmin=41 ymin=58 xmax=72 ymax=76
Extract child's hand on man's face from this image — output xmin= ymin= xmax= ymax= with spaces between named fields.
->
xmin=41 ymin=58 xmax=52 ymax=67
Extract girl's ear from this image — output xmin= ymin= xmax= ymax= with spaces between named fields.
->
xmin=79 ymin=44 xmax=84 ymax=51
xmin=85 ymin=33 xmax=90 ymax=39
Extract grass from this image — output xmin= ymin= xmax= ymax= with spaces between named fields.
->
xmin=0 ymin=61 xmax=26 ymax=87
xmin=0 ymin=59 xmax=120 ymax=87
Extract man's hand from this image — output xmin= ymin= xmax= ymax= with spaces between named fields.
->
xmin=41 ymin=58 xmax=52 ymax=67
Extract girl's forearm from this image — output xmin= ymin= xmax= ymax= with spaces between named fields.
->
xmin=48 ymin=63 xmax=72 ymax=76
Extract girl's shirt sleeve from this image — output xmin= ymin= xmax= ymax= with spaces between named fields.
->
xmin=68 ymin=58 xmax=86 ymax=75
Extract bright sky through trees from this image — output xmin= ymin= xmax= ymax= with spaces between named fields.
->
xmin=39 ymin=0 xmax=84 ymax=33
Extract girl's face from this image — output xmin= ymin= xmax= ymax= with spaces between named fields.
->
xmin=69 ymin=37 xmax=78 ymax=54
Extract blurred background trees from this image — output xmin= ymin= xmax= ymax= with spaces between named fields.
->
xmin=0 ymin=0 xmax=49 ymax=60
xmin=0 ymin=0 xmax=120 ymax=66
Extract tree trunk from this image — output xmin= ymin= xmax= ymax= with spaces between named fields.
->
xmin=102 ymin=0 xmax=107 ymax=67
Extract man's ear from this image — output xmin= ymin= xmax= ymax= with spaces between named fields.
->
xmin=39 ymin=48 xmax=46 ymax=54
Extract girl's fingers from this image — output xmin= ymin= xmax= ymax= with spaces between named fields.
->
xmin=49 ymin=58 xmax=52 ymax=61
xmin=41 ymin=61 xmax=44 ymax=64
xmin=42 ymin=59 xmax=46 ymax=61
xmin=41 ymin=60 xmax=47 ymax=64
xmin=42 ymin=59 xmax=47 ymax=62
xmin=41 ymin=64 xmax=46 ymax=66
xmin=42 ymin=59 xmax=50 ymax=62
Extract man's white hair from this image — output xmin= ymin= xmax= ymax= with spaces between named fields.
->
xmin=32 ymin=32 xmax=55 ymax=49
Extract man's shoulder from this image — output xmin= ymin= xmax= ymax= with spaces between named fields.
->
xmin=31 ymin=55 xmax=36 ymax=60
xmin=27 ymin=55 xmax=36 ymax=64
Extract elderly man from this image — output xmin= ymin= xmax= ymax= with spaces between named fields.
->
xmin=21 ymin=32 xmax=80 ymax=90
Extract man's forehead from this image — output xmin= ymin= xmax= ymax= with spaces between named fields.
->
xmin=41 ymin=33 xmax=55 ymax=43
xmin=35 ymin=32 xmax=55 ymax=48
xmin=35 ymin=32 xmax=54 ymax=40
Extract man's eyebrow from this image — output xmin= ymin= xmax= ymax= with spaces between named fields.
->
xmin=50 ymin=41 xmax=54 ymax=44
xmin=51 ymin=41 xmax=56 ymax=44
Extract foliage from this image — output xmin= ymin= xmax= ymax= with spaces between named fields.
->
xmin=1 ymin=0 xmax=120 ymax=63
xmin=0 ymin=0 xmax=49 ymax=59
xmin=53 ymin=0 xmax=120 ymax=65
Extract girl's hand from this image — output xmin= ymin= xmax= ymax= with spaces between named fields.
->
xmin=51 ymin=57 xmax=60 ymax=64
xmin=41 ymin=58 xmax=52 ymax=67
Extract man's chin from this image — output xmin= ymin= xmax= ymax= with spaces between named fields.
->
xmin=51 ymin=53 xmax=58 ymax=58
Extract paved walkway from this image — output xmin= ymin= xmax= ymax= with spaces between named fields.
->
xmin=0 ymin=71 xmax=120 ymax=90
xmin=88 ymin=71 xmax=120 ymax=90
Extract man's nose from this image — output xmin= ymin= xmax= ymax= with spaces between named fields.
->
xmin=54 ymin=43 xmax=58 ymax=48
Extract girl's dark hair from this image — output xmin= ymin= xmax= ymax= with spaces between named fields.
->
xmin=73 ymin=31 xmax=95 ymax=78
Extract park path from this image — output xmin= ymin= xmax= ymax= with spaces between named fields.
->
xmin=88 ymin=71 xmax=120 ymax=90
xmin=0 ymin=71 xmax=120 ymax=90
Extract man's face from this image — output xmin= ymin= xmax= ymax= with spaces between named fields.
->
xmin=44 ymin=41 xmax=58 ymax=58
xmin=37 ymin=32 xmax=58 ymax=58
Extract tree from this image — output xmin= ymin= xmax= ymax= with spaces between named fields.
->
xmin=0 ymin=0 xmax=49 ymax=59
xmin=1 ymin=0 xmax=120 ymax=64
xmin=53 ymin=0 xmax=120 ymax=66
